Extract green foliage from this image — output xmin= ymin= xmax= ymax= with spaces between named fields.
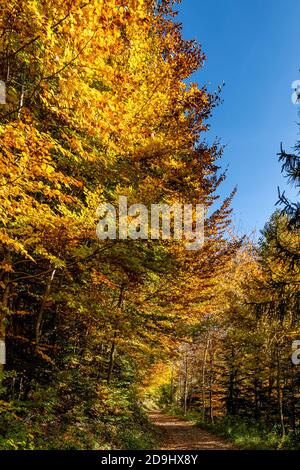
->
xmin=200 ymin=416 xmax=283 ymax=450
xmin=166 ymin=406 xmax=300 ymax=450
xmin=0 ymin=375 xmax=159 ymax=450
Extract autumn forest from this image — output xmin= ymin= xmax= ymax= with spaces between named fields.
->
xmin=0 ymin=0 xmax=299 ymax=451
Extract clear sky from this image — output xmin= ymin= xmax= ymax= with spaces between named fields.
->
xmin=177 ymin=0 xmax=300 ymax=236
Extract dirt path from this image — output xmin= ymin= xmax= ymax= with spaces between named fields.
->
xmin=148 ymin=411 xmax=238 ymax=450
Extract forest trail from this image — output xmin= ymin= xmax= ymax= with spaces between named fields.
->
xmin=148 ymin=411 xmax=238 ymax=450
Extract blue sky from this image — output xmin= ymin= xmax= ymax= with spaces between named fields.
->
xmin=177 ymin=0 xmax=300 ymax=236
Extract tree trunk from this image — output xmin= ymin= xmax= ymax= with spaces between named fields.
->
xmin=107 ymin=331 xmax=117 ymax=384
xmin=201 ymin=334 xmax=210 ymax=421
xmin=170 ymin=364 xmax=174 ymax=404
xmin=35 ymin=266 xmax=56 ymax=348
xmin=183 ymin=349 xmax=188 ymax=415
xmin=17 ymin=84 xmax=25 ymax=119
xmin=106 ymin=285 xmax=124 ymax=383
xmin=209 ymin=345 xmax=214 ymax=423
xmin=0 ymin=249 xmax=11 ymax=377
xmin=276 ymin=345 xmax=285 ymax=437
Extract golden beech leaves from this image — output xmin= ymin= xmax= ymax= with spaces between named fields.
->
xmin=0 ymin=0 xmax=236 ymax=411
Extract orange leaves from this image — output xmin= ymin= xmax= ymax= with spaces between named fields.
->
xmin=0 ymin=262 xmax=13 ymax=273
xmin=91 ymin=269 xmax=117 ymax=290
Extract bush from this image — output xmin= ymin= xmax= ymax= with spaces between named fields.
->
xmin=0 ymin=372 xmax=160 ymax=450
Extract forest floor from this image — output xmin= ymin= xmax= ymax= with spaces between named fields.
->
xmin=148 ymin=411 xmax=238 ymax=450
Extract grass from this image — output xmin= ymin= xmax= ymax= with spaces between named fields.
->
xmin=165 ymin=406 xmax=300 ymax=450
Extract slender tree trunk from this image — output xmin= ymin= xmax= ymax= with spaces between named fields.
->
xmin=267 ymin=356 xmax=275 ymax=426
xmin=209 ymin=346 xmax=214 ymax=423
xmin=0 ymin=249 xmax=11 ymax=377
xmin=183 ymin=349 xmax=188 ymax=415
xmin=176 ymin=375 xmax=181 ymax=406
xmin=17 ymin=84 xmax=25 ymax=119
xmin=35 ymin=266 xmax=56 ymax=348
xmin=0 ymin=287 xmax=9 ymax=375
xmin=107 ymin=331 xmax=117 ymax=384
xmin=254 ymin=377 xmax=259 ymax=418
xmin=106 ymin=285 xmax=124 ymax=383
xmin=201 ymin=334 xmax=210 ymax=421
xmin=291 ymin=374 xmax=296 ymax=432
xmin=170 ymin=364 xmax=174 ymax=404
xmin=276 ymin=345 xmax=285 ymax=437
